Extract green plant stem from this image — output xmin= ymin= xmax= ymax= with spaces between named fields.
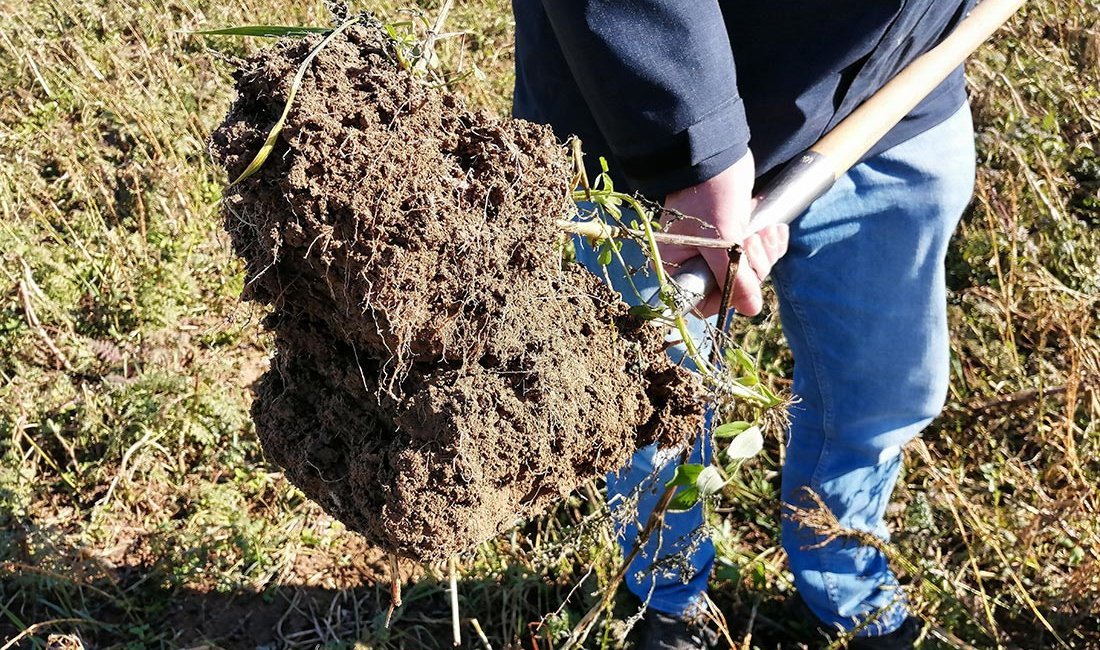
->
xmin=229 ymin=17 xmax=359 ymax=186
xmin=624 ymin=194 xmax=712 ymax=376
xmin=570 ymin=186 xmax=714 ymax=375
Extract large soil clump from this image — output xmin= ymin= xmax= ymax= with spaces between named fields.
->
xmin=210 ymin=23 xmax=704 ymax=561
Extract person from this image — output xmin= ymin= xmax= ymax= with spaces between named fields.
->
xmin=512 ymin=1 xmax=979 ymax=648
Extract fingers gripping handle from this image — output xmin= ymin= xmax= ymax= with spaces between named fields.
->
xmin=658 ymin=151 xmax=836 ymax=314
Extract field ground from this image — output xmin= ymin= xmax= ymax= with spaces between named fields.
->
xmin=1 ymin=0 xmax=1098 ymax=648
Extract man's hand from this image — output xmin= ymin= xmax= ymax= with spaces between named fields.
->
xmin=660 ymin=151 xmax=790 ymax=317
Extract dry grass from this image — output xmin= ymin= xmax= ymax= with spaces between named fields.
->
xmin=0 ymin=0 xmax=1097 ymax=648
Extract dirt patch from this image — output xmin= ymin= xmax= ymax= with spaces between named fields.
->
xmin=209 ymin=23 xmax=704 ymax=562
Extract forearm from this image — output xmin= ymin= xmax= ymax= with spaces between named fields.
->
xmin=538 ymin=0 xmax=750 ymax=197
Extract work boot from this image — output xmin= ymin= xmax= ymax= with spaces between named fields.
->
xmin=844 ymin=615 xmax=925 ymax=649
xmin=637 ymin=609 xmax=718 ymax=650
xmin=790 ymin=593 xmax=927 ymax=649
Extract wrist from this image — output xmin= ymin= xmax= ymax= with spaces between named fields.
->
xmin=664 ymin=150 xmax=755 ymax=237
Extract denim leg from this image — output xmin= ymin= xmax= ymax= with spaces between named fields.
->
xmin=771 ymin=106 xmax=976 ymax=636
xmin=605 ymin=420 xmax=715 ymax=617
xmin=572 ymin=213 xmax=716 ymax=617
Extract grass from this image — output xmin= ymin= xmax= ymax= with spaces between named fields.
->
xmin=0 ymin=0 xmax=1097 ymax=648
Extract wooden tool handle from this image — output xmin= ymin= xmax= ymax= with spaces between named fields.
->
xmin=666 ymin=0 xmax=1027 ymax=313
xmin=812 ymin=0 xmax=1026 ymax=173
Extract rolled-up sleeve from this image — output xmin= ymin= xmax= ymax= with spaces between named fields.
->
xmin=540 ymin=0 xmax=749 ymax=197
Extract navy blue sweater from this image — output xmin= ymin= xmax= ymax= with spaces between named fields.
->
xmin=513 ymin=0 xmax=974 ymax=197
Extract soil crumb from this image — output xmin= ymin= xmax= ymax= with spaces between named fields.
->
xmin=210 ymin=23 xmax=704 ymax=561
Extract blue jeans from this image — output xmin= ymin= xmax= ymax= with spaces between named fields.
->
xmin=575 ymin=105 xmax=975 ymax=635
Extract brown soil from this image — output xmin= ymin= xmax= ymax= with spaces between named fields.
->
xmin=209 ymin=23 xmax=704 ymax=562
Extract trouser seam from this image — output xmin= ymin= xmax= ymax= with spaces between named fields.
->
xmin=772 ymin=265 xmax=843 ymax=613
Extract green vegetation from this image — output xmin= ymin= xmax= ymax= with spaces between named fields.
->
xmin=1 ymin=0 xmax=1096 ymax=648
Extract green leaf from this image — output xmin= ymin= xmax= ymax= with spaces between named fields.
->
xmin=628 ymin=303 xmax=665 ymax=321
xmin=759 ymin=384 xmax=782 ymax=407
xmin=715 ymin=564 xmax=741 ymax=583
xmin=190 ymin=25 xmax=331 ymax=38
xmin=597 ymin=245 xmax=612 ymax=266
xmin=667 ymin=486 xmax=700 ymax=512
xmin=752 ymin=561 xmax=767 ymax=588
xmin=665 ymin=463 xmax=704 ymax=488
xmin=725 ymin=347 xmax=757 ymax=375
xmin=712 ymin=420 xmax=752 ymax=439
xmin=229 ymin=18 xmax=359 ymax=186
xmin=725 ymin=426 xmax=764 ymax=460
xmin=666 ymin=464 xmax=724 ymax=511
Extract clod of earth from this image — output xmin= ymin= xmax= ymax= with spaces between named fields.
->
xmin=209 ymin=24 xmax=705 ymax=562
